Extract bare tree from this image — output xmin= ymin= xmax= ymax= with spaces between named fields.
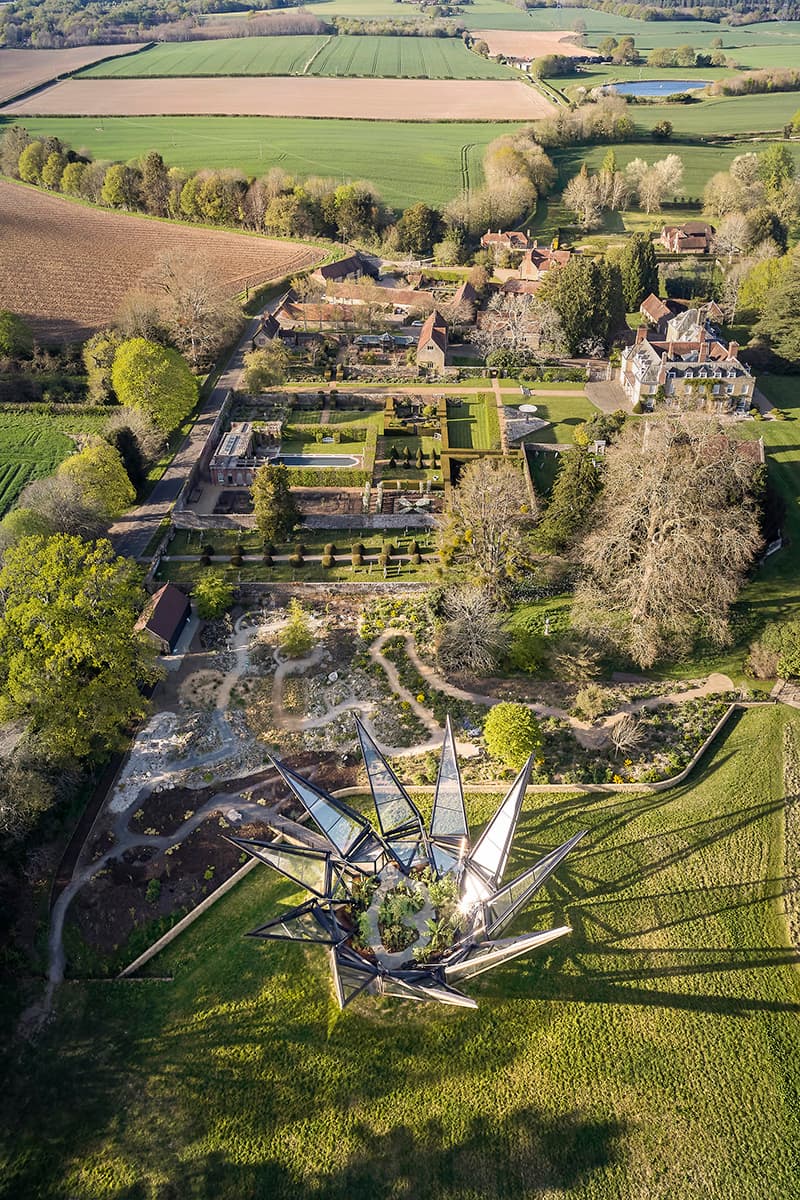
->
xmin=114 ymin=289 xmax=167 ymax=343
xmin=144 ymin=251 xmax=244 ymax=367
xmin=609 ymin=713 xmax=644 ymax=759
xmin=19 ymin=475 xmax=107 ymax=540
xmin=438 ymin=457 xmax=537 ymax=597
xmin=563 ymin=172 xmax=602 ymax=230
xmin=573 ymin=417 xmax=763 ymax=667
xmin=436 ymin=587 xmax=509 ymax=675
xmin=474 ymin=293 xmax=564 ymax=358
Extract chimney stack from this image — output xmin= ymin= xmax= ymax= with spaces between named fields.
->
xmin=728 ymin=341 xmax=739 ymax=359
xmin=636 ymin=325 xmax=647 ymax=345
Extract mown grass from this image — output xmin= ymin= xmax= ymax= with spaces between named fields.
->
xmin=2 ymin=707 xmax=800 ymax=1198
xmin=0 ymin=116 xmax=516 ymax=210
xmin=80 ymin=34 xmax=517 ymax=80
xmin=447 ymin=394 xmax=498 ymax=451
xmin=506 ymin=392 xmax=595 ymax=445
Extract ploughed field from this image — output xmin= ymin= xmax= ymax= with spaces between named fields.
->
xmin=0 ymin=179 xmax=321 ymax=340
xmin=2 ymin=708 xmax=800 ymax=1198
xmin=2 ymin=76 xmax=555 ymax=121
xmin=0 ymin=45 xmax=145 ymax=105
xmin=76 ymin=34 xmax=519 ymax=80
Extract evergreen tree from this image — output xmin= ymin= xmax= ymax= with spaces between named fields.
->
xmin=251 ymin=464 xmax=299 ymax=543
xmin=618 ymin=232 xmax=659 ymax=312
xmin=535 ymin=448 xmax=601 ymax=555
xmin=755 ymin=248 xmax=800 ymax=362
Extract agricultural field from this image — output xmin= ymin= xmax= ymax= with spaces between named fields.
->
xmin=0 ymin=44 xmax=145 ymax=105
xmin=0 ymin=412 xmax=106 ymax=516
xmin=3 ymin=76 xmax=551 ymax=121
xmin=0 ymin=116 xmax=514 ymax=209
xmin=3 ymin=707 xmax=800 ymax=1197
xmin=78 ymin=34 xmax=519 ymax=80
xmin=0 ymin=178 xmax=321 ymax=340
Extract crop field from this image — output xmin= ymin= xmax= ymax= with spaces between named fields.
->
xmin=0 ymin=412 xmax=107 ymax=516
xmin=0 ymin=44 xmax=145 ymax=105
xmin=0 ymin=179 xmax=320 ymax=340
xmin=78 ymin=34 xmax=518 ymax=80
xmin=3 ymin=76 xmax=552 ymax=121
xmin=3 ymin=707 xmax=800 ymax=1197
xmin=634 ymin=92 xmax=800 ymax=136
xmin=0 ymin=116 xmax=516 ymax=209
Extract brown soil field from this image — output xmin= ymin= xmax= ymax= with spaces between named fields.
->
xmin=3 ymin=76 xmax=556 ymax=120
xmin=0 ymin=179 xmax=321 ymax=341
xmin=473 ymin=30 xmax=599 ymax=60
xmin=0 ymin=45 xmax=147 ymax=105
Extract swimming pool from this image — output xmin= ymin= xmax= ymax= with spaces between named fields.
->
xmin=274 ymin=454 xmax=360 ymax=468
xmin=610 ymin=79 xmax=710 ymax=97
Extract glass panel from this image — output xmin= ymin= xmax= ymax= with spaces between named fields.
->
xmin=445 ymin=928 xmax=570 ymax=982
xmin=467 ymin=761 xmax=530 ymax=886
xmin=356 ymin=718 xmax=423 ymax=837
xmin=250 ymin=902 xmax=336 ymax=943
xmin=432 ymin=844 xmax=457 ymax=876
xmin=276 ymin=764 xmax=366 ymax=855
xmin=430 ymin=718 xmax=468 ymax=841
xmin=236 ymin=838 xmax=330 ymax=897
xmin=388 ymin=838 xmax=422 ymax=870
xmin=485 ymin=831 xmax=585 ymax=935
xmin=332 ymin=948 xmax=377 ymax=1007
xmin=380 ymin=977 xmax=476 ymax=1008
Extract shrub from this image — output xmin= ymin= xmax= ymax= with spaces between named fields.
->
xmin=573 ymin=684 xmax=613 ymax=721
xmin=507 ymin=627 xmax=546 ymax=675
xmin=378 ymin=553 xmax=390 ymax=568
xmin=230 ymin=553 xmax=243 ymax=567
xmin=351 ymin=541 xmax=364 ymax=555
xmin=322 ymin=554 xmax=334 ymax=568
xmin=409 ymin=539 xmax=420 ymax=555
xmin=145 ymin=878 xmax=161 ymax=904
xmin=199 ymin=554 xmax=211 ymax=567
xmin=382 ymin=541 xmax=395 ymax=557
xmin=289 ymin=553 xmax=303 ymax=568
xmin=262 ymin=553 xmax=273 ymax=567
xmin=201 ymin=542 xmax=214 ymax=556
xmin=193 ymin=569 xmax=233 ymax=619
xmin=483 ymin=702 xmax=541 ymax=769
xmin=352 ymin=551 xmax=364 ymax=567
xmin=324 ymin=542 xmax=336 ymax=555
xmin=294 ymin=542 xmax=305 ymax=556
xmin=411 ymin=552 xmax=422 ymax=566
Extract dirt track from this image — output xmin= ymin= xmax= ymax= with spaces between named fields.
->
xmin=3 ymin=76 xmax=557 ymax=120
xmin=0 ymin=45 xmax=146 ymax=105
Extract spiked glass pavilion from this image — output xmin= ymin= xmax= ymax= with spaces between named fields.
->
xmin=229 ymin=717 xmax=586 ymax=1010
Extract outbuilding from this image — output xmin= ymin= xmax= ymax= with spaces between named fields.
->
xmin=135 ymin=584 xmax=191 ymax=654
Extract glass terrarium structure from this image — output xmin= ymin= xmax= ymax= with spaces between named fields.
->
xmin=229 ymin=717 xmax=585 ymax=1010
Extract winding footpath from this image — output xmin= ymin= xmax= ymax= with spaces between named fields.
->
xmin=23 ymin=618 xmax=736 ymax=1035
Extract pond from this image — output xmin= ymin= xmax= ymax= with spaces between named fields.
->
xmin=610 ymin=78 xmax=710 ymax=96
xmin=274 ymin=453 xmax=361 ymax=468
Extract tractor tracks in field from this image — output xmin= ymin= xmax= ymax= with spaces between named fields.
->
xmin=460 ymin=142 xmax=474 ymax=194
xmin=301 ymin=35 xmax=333 ymax=76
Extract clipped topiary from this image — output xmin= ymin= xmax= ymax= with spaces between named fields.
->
xmin=351 ymin=551 xmax=364 ymax=567
xmin=411 ymin=552 xmax=422 ymax=566
xmin=200 ymin=554 xmax=211 ymax=567
xmin=324 ymin=542 xmax=336 ymax=556
xmin=289 ymin=553 xmax=303 ymax=568
xmin=262 ymin=553 xmax=273 ymax=567
xmin=321 ymin=554 xmax=334 ymax=569
xmin=230 ymin=553 xmax=243 ymax=567
xmin=483 ymin=702 xmax=541 ymax=770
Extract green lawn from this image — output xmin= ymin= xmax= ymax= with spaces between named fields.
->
xmin=0 ymin=116 xmax=517 ymax=211
xmin=3 ymin=707 xmax=800 ymax=1197
xmin=447 ymin=395 xmax=499 ymax=451
xmin=79 ymin=35 xmax=517 ymax=80
xmin=506 ymin=392 xmax=594 ymax=445
xmin=0 ymin=412 xmax=106 ymax=517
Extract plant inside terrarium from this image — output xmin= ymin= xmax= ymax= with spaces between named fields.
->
xmin=377 ymin=883 xmax=425 ymax=953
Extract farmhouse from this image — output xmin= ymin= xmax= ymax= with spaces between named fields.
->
xmin=480 ymin=229 xmax=531 ymax=252
xmin=416 ymin=309 xmax=448 ymax=369
xmin=620 ymin=309 xmax=754 ymax=412
xmin=639 ymin=293 xmax=672 ymax=329
xmin=452 ymin=279 xmax=478 ymax=321
xmin=518 ymin=243 xmax=572 ymax=282
xmin=659 ymin=221 xmax=715 ymax=254
xmin=135 ymin=584 xmax=191 ymax=654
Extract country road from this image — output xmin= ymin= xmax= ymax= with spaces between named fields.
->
xmin=108 ymin=306 xmax=275 ymax=560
